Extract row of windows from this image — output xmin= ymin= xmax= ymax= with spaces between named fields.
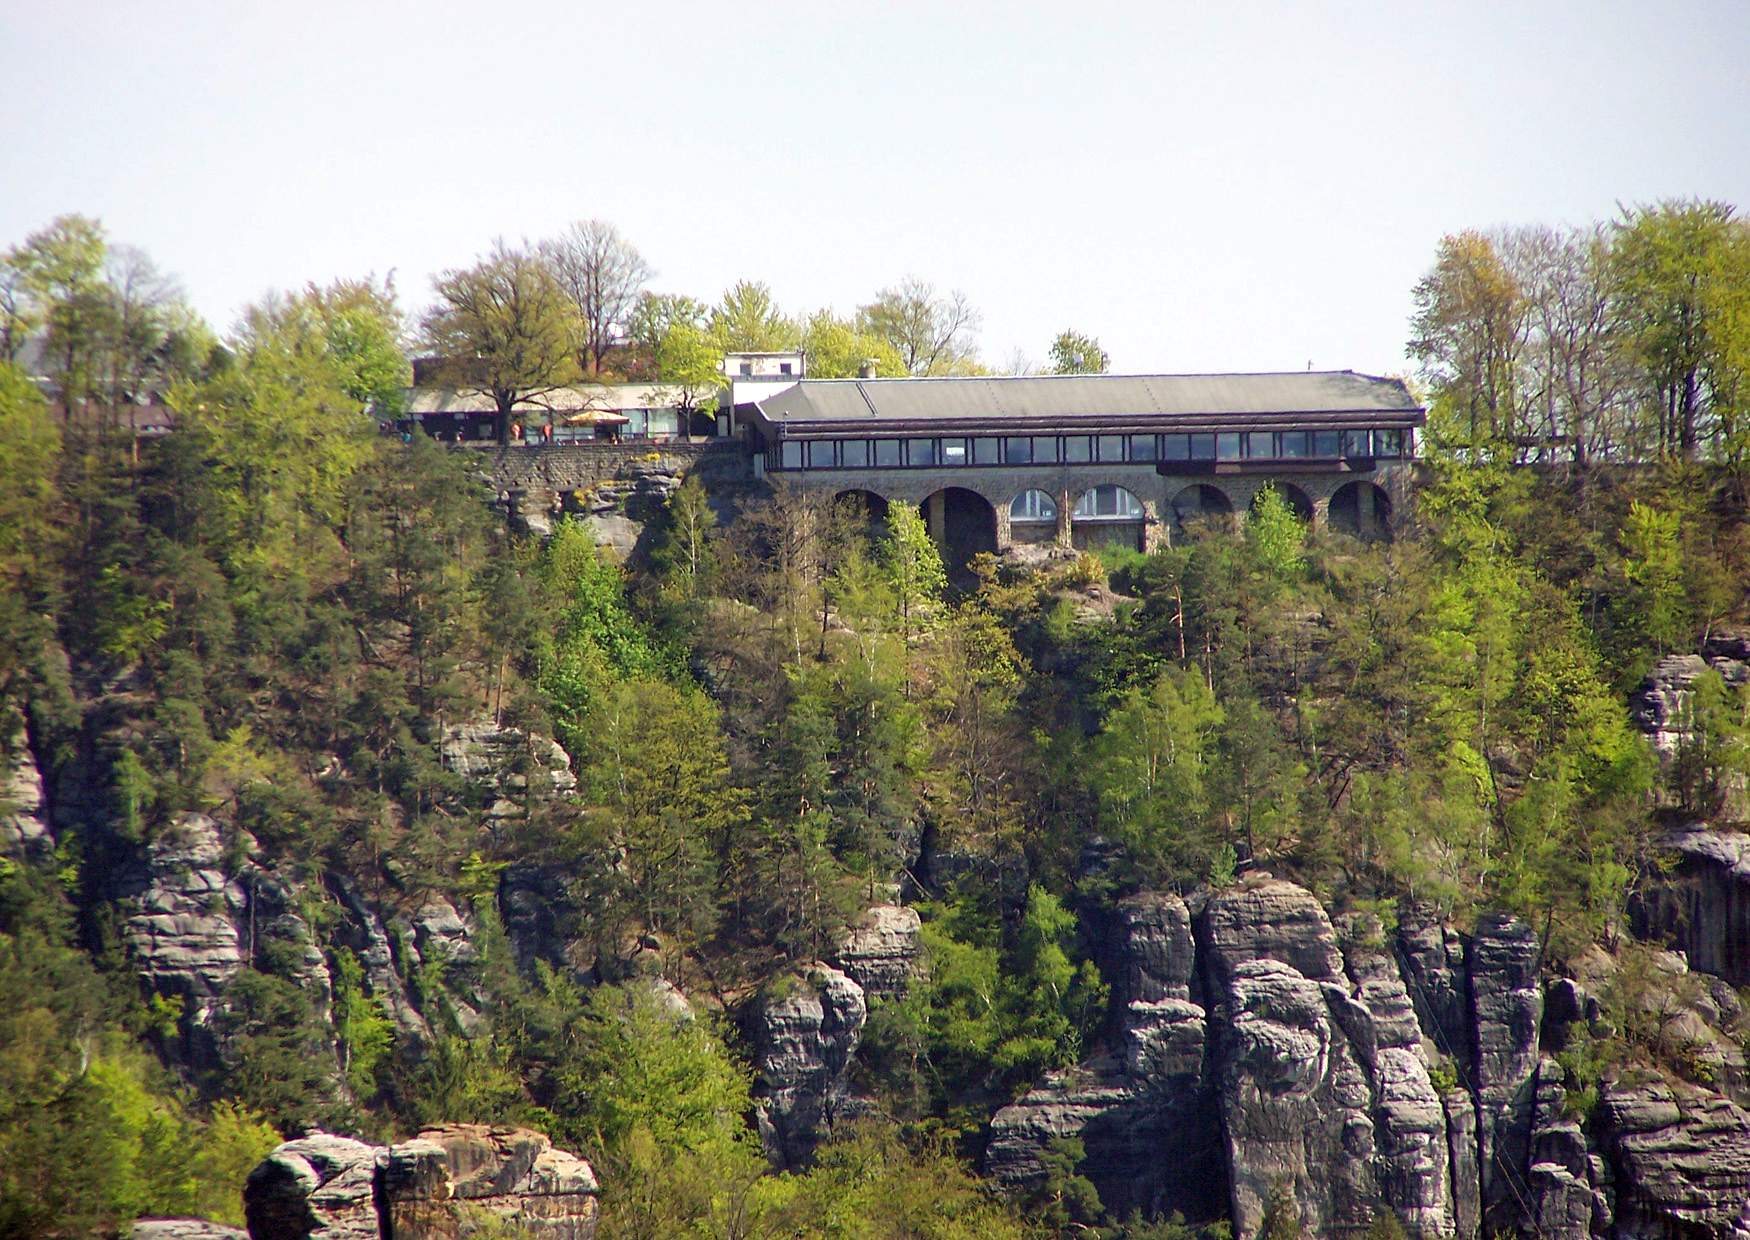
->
xmin=1009 ymin=486 xmax=1146 ymax=522
xmin=773 ymin=428 xmax=1409 ymax=470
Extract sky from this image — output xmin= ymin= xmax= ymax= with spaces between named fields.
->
xmin=4 ymin=1 xmax=1748 ymax=378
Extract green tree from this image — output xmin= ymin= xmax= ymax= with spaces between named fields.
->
xmin=1244 ymin=484 xmax=1307 ymax=581
xmin=857 ymin=278 xmax=980 ymax=375
xmin=1048 ymin=329 xmax=1109 ymax=374
xmin=710 ymin=279 xmax=798 ymax=352
xmin=573 ymin=679 xmax=745 ymax=957
xmin=1089 ymin=665 xmax=1225 ymax=885
xmin=801 ymin=308 xmax=906 ymax=378
xmin=1612 ymin=199 xmax=1744 ymax=459
xmin=883 ymin=500 xmax=947 ymax=649
xmin=421 ymin=240 xmax=581 ymax=443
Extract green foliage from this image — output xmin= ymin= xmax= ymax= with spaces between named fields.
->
xmin=331 ymin=948 xmax=394 ymax=1098
xmin=1244 ymin=485 xmax=1306 ymax=580
xmin=0 ymin=865 xmax=279 ymax=1236
xmin=1672 ymin=669 xmax=1750 ymax=821
xmin=1048 ymin=329 xmax=1109 ymax=374
xmin=1088 ymin=665 xmax=1224 ymax=886
xmin=883 ymin=500 xmax=947 ymax=642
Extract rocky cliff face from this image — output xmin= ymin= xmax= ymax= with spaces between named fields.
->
xmin=982 ymin=875 xmax=1750 ymax=1239
xmin=244 ymin=1125 xmax=599 ymax=1240
xmin=750 ymin=964 xmax=870 ymax=1169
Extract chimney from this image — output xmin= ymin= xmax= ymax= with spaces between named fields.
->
xmin=857 ymin=360 xmax=877 ymax=379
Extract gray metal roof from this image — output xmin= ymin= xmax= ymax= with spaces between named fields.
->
xmin=753 ymin=370 xmax=1421 ymax=428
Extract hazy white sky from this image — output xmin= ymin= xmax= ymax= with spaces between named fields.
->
xmin=4 ymin=1 xmax=1747 ymax=377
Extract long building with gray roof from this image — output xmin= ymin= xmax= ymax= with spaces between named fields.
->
xmin=745 ymin=370 xmax=1423 ymax=564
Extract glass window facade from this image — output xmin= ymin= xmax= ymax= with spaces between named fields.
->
xmin=1073 ymin=485 xmax=1144 ymax=519
xmin=770 ymin=424 xmax=1414 ymax=469
xmin=1010 ymin=489 xmax=1058 ymax=522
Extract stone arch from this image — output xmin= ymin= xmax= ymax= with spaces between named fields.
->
xmin=1167 ymin=483 xmax=1235 ymax=538
xmin=1070 ymin=484 xmax=1147 ymax=553
xmin=833 ymin=489 xmax=890 ymax=542
xmin=1007 ymin=488 xmax=1059 ymax=546
xmin=921 ymin=486 xmax=998 ymax=577
xmin=1328 ymin=480 xmax=1393 ymax=540
xmin=1249 ymin=481 xmax=1313 ymax=525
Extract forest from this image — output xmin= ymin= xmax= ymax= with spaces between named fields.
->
xmin=1 ymin=199 xmax=1748 ymax=1239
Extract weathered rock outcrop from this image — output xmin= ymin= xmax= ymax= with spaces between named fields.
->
xmin=988 ymin=889 xmax=1222 ymax=1224
xmin=1203 ymin=883 xmax=1456 ymax=1239
xmin=1597 ymin=1078 xmax=1750 ymax=1239
xmin=440 ymin=721 xmax=576 ymax=825
xmin=988 ymin=879 xmax=1750 ymax=1239
xmin=750 ymin=964 xmax=868 ymax=1168
xmin=119 ymin=813 xmax=247 ymax=1025
xmin=130 ymin=1221 xmax=249 ymax=1240
xmin=1634 ymin=826 xmax=1750 ymax=988
xmin=245 ymin=1132 xmax=382 ymax=1240
xmin=376 ymin=1124 xmax=600 ymax=1239
xmin=832 ymin=904 xmax=921 ymax=999
xmin=1467 ymin=911 xmax=1544 ymax=1233
xmin=1 ymin=722 xmax=51 ymax=860
xmin=244 ymin=1125 xmax=599 ymax=1240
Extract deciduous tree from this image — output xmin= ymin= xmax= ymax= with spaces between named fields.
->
xmin=542 ymin=219 xmax=652 ymax=375
xmin=857 ymin=278 xmax=981 ymax=375
xmin=421 ymin=240 xmax=580 ymax=443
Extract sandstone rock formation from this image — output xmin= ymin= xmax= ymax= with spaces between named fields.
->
xmin=376 ymin=1124 xmax=599 ymax=1239
xmin=1 ymin=722 xmax=51 ymax=860
xmin=244 ymin=1125 xmax=599 ymax=1240
xmin=985 ymin=875 xmax=1750 ymax=1239
xmin=118 ymin=813 xmax=246 ymax=1027
xmin=130 ymin=1221 xmax=249 ymax=1240
xmin=440 ymin=720 xmax=577 ymax=824
xmin=750 ymin=964 xmax=868 ymax=1168
xmin=833 ymin=904 xmax=921 ymax=999
xmin=245 ymin=1132 xmax=382 ymax=1240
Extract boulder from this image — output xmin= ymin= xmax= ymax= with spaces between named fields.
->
xmin=376 ymin=1124 xmax=599 ymax=1239
xmin=244 ymin=1132 xmax=381 ymax=1240
xmin=751 ymin=965 xmax=868 ymax=1168
xmin=832 ymin=905 xmax=921 ymax=999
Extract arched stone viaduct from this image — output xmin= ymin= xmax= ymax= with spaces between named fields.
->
xmin=787 ymin=461 xmax=1413 ymax=559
